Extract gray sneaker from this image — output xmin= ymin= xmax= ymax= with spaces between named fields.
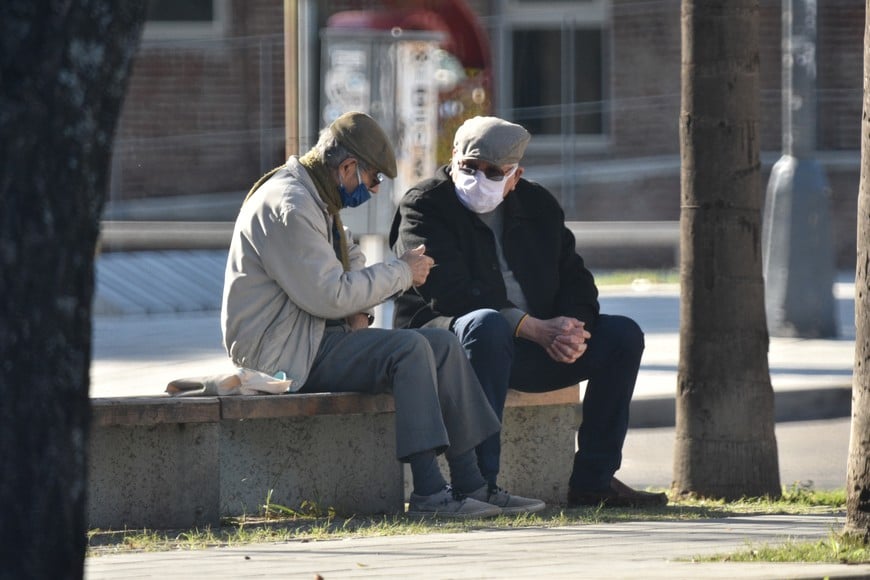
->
xmin=467 ymin=483 xmax=546 ymax=515
xmin=407 ymin=485 xmax=502 ymax=519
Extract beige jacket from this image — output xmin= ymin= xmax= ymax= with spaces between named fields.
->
xmin=221 ymin=157 xmax=413 ymax=390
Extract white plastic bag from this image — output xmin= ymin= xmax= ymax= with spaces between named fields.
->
xmin=166 ymin=368 xmax=293 ymax=396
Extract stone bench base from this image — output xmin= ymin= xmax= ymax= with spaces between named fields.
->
xmin=88 ymin=387 xmax=580 ymax=530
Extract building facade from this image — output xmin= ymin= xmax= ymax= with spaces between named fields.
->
xmin=108 ymin=0 xmax=864 ymax=268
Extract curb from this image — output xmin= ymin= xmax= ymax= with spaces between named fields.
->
xmin=629 ymin=385 xmax=852 ymax=428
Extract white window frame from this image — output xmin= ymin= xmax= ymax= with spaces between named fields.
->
xmin=143 ymin=0 xmax=229 ymax=40
xmin=494 ymin=0 xmax=612 ymax=153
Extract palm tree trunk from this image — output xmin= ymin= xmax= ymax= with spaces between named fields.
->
xmin=845 ymin=0 xmax=870 ymax=539
xmin=673 ymin=0 xmax=781 ymax=500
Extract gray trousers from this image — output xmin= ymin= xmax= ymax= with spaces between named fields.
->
xmin=301 ymin=326 xmax=500 ymax=461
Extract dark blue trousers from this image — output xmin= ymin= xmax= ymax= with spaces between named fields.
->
xmin=451 ymin=310 xmax=644 ymax=491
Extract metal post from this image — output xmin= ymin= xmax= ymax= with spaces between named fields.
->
xmin=297 ymin=0 xmax=317 ymax=152
xmin=762 ymin=0 xmax=837 ymax=337
xmin=284 ymin=0 xmax=299 ymax=158
xmin=259 ymin=38 xmax=273 ymax=174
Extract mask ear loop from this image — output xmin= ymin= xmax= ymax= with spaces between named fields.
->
xmin=497 ymin=165 xmax=518 ymax=182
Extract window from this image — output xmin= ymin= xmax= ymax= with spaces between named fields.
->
xmin=144 ymin=0 xmax=227 ymax=39
xmin=512 ymin=28 xmax=603 ymax=135
xmin=496 ymin=0 xmax=610 ymax=147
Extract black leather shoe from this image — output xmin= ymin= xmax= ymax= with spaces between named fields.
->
xmin=568 ymin=477 xmax=668 ymax=508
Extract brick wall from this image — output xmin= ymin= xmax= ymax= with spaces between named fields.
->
xmin=111 ymin=6 xmax=286 ymax=202
xmin=610 ymin=0 xmax=681 ymax=158
xmin=818 ymin=0 xmax=864 ymax=151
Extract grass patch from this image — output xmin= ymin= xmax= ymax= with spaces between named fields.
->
xmin=674 ymin=483 xmax=845 ymax=514
xmin=86 ymin=484 xmax=848 ymax=557
xmin=594 ymin=269 xmax=679 ymax=287
xmin=698 ymin=533 xmax=870 ymax=565
xmin=686 ymin=484 xmax=868 ymax=565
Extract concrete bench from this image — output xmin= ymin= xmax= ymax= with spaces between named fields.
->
xmin=89 ymin=386 xmax=580 ymax=530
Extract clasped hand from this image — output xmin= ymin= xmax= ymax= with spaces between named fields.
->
xmin=523 ymin=316 xmax=591 ymax=364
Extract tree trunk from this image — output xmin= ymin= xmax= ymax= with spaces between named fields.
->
xmin=673 ymin=0 xmax=781 ymax=499
xmin=845 ymin=0 xmax=870 ymax=539
xmin=0 ymin=3 xmax=146 ymax=578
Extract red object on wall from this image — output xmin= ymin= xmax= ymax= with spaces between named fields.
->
xmin=326 ymin=0 xmax=491 ymax=72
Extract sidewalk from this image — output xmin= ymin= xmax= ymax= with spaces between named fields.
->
xmin=85 ymin=513 xmax=870 ymax=579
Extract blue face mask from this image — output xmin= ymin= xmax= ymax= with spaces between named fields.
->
xmin=338 ymin=166 xmax=373 ymax=208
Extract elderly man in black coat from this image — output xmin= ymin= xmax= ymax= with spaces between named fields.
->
xmin=389 ymin=116 xmax=667 ymax=508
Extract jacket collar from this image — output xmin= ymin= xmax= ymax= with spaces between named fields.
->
xmin=286 ymin=156 xmax=329 ymax=214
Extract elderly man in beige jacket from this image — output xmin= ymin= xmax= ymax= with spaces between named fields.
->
xmin=222 ymin=112 xmax=541 ymax=517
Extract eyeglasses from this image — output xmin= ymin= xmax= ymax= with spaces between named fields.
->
xmin=457 ymin=161 xmax=517 ymax=182
xmin=365 ymin=171 xmax=385 ymax=189
xmin=356 ymin=163 xmax=386 ymax=189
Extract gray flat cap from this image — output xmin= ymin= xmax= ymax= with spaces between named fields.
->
xmin=453 ymin=116 xmax=531 ymax=166
xmin=330 ymin=111 xmax=398 ymax=178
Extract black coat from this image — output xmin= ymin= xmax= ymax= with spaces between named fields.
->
xmin=388 ymin=165 xmax=600 ymax=332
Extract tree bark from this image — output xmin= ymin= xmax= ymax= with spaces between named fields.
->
xmin=673 ymin=0 xmax=781 ymax=499
xmin=0 ymin=3 xmax=146 ymax=578
xmin=845 ymin=0 xmax=870 ymax=539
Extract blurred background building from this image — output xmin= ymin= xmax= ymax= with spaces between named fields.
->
xmin=101 ymin=0 xmax=863 ymax=270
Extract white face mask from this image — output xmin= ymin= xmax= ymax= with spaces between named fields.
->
xmin=452 ymin=162 xmax=517 ymax=214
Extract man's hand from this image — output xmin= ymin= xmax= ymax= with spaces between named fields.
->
xmin=345 ymin=312 xmax=371 ymax=331
xmin=399 ymin=244 xmax=435 ymax=287
xmin=518 ymin=316 xmax=591 ymax=364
